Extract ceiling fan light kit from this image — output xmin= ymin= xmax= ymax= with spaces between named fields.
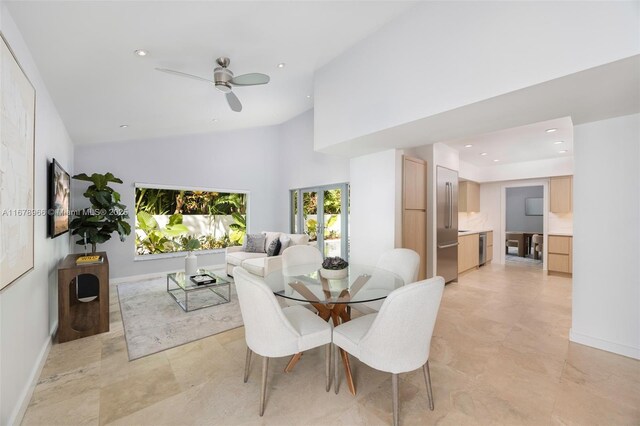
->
xmin=156 ymin=56 xmax=270 ymax=112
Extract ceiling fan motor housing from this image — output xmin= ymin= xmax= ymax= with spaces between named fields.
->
xmin=214 ymin=66 xmax=233 ymax=93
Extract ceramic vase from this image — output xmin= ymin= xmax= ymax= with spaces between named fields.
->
xmin=320 ymin=268 xmax=348 ymax=280
xmin=185 ymin=252 xmax=198 ymax=276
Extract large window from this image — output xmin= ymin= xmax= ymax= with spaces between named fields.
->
xmin=135 ymin=185 xmax=247 ymax=256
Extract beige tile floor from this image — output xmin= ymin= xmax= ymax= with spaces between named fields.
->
xmin=22 ymin=263 xmax=640 ymax=425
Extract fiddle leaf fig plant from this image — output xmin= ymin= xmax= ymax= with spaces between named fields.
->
xmin=70 ymin=172 xmax=131 ymax=252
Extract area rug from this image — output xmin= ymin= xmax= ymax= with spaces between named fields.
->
xmin=117 ymin=271 xmax=243 ymax=360
xmin=505 ymin=254 xmax=543 ymax=267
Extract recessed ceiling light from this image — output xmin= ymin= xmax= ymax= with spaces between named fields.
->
xmin=464 ymin=144 xmax=473 ymax=148
xmin=277 ymin=63 xmax=286 ymax=69
xmin=306 ymin=94 xmax=312 ymax=99
xmin=493 ymin=159 xmax=500 ymax=162
xmin=211 ymin=118 xmax=218 ymax=122
xmin=546 ymin=128 xmax=557 ymax=133
xmin=134 ymin=49 xmax=148 ymax=57
xmin=480 ymin=152 xmax=488 ymax=156
xmin=119 ymin=124 xmax=128 ymax=128
xmin=559 ymin=150 xmax=568 ymax=154
xmin=554 ymin=141 xmax=564 ymax=145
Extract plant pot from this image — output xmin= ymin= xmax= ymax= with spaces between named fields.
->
xmin=185 ymin=252 xmax=198 ymax=276
xmin=320 ymin=267 xmax=348 ymax=280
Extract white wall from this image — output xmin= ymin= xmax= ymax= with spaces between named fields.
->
xmin=0 ymin=5 xmax=74 ymax=424
xmin=349 ymin=149 xmax=400 ymax=265
xmin=506 ymin=186 xmax=544 ymax=233
xmin=74 ymin=126 xmax=283 ymax=279
xmin=571 ymin=113 xmax=640 ymax=359
xmin=279 ymin=110 xmax=350 ymax=193
xmin=315 ymin=1 xmax=639 ymax=150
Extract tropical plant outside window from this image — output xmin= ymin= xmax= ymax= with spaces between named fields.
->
xmin=135 ymin=186 xmax=247 ymax=255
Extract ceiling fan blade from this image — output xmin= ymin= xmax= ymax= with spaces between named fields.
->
xmin=226 ymin=91 xmax=242 ymax=112
xmin=155 ymin=68 xmax=213 ymax=84
xmin=230 ymin=73 xmax=270 ymax=86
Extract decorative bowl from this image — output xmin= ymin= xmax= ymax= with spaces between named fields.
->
xmin=320 ymin=267 xmax=348 ymax=280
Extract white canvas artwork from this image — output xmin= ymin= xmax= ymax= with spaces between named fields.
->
xmin=0 ymin=34 xmax=35 ymax=290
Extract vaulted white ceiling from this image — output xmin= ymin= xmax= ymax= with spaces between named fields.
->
xmin=6 ymin=1 xmax=415 ymax=144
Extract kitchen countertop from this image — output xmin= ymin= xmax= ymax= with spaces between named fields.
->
xmin=458 ymin=229 xmax=493 ymax=236
xmin=548 ymin=232 xmax=573 ymax=236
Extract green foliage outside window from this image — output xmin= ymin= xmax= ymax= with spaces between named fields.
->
xmin=135 ymin=188 xmax=247 ymax=255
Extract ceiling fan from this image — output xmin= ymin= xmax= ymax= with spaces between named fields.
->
xmin=156 ymin=57 xmax=270 ymax=112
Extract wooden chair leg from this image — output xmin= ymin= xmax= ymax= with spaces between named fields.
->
xmin=244 ymin=347 xmax=252 ymax=383
xmin=260 ymin=357 xmax=269 ymax=416
xmin=392 ymin=373 xmax=399 ymax=426
xmin=423 ymin=361 xmax=434 ymax=411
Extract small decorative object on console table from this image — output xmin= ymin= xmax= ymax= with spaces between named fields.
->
xmin=184 ymin=237 xmax=200 ymax=276
xmin=320 ymin=256 xmax=349 ymax=279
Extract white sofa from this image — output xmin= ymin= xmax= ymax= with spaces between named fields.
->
xmin=225 ymin=231 xmax=311 ymax=277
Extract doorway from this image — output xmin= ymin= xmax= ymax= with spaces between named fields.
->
xmin=290 ymin=183 xmax=349 ymax=260
xmin=504 ymin=185 xmax=544 ymax=268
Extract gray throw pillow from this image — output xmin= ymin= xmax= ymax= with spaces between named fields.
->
xmin=266 ymin=238 xmax=282 ymax=256
xmin=243 ymin=234 xmax=266 ymax=253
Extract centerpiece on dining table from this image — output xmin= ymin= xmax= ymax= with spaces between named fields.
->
xmin=320 ymin=256 xmax=349 ymax=279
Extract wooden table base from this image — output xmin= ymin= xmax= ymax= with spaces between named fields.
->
xmin=284 ymin=301 xmax=356 ymax=395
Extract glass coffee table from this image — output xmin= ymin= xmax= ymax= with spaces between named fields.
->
xmin=166 ymin=269 xmax=231 ymax=312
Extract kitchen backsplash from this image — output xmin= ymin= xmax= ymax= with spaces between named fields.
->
xmin=549 ymin=212 xmax=573 ymax=234
xmin=459 ymin=212 xmax=489 ymax=230
xmin=460 ymin=211 xmax=573 ymax=235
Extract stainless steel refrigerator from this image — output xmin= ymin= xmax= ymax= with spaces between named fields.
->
xmin=436 ymin=166 xmax=459 ymax=283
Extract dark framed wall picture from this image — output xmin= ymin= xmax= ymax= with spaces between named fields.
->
xmin=49 ymin=159 xmax=70 ymax=238
xmin=0 ymin=32 xmax=36 ymax=290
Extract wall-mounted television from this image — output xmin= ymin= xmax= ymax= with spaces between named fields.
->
xmin=525 ymin=197 xmax=543 ymax=216
xmin=48 ymin=159 xmax=70 ymax=238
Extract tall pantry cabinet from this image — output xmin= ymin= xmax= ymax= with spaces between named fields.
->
xmin=402 ymin=157 xmax=427 ymax=280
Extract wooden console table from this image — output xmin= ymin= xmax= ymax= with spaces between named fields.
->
xmin=57 ymin=252 xmax=109 ymax=343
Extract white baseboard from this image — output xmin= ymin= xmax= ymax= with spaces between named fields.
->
xmin=570 ymin=328 xmax=640 ymax=360
xmin=8 ymin=321 xmax=57 ymax=426
xmin=109 ymin=263 xmax=226 ymax=285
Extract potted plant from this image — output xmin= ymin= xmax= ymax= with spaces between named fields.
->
xmin=69 ymin=172 xmax=131 ymax=253
xmin=320 ymin=256 xmax=349 ymax=279
xmin=183 ymin=237 xmax=201 ymax=276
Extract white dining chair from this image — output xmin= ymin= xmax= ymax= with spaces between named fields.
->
xmin=377 ymin=248 xmax=420 ymax=285
xmin=354 ymin=248 xmax=421 ymax=314
xmin=282 ymin=244 xmax=323 ymax=276
xmin=233 ymin=267 xmax=333 ymax=416
xmin=333 ymin=276 xmax=445 ymax=426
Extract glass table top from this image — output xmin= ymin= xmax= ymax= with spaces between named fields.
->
xmin=167 ymin=269 xmax=230 ymax=291
xmin=264 ymin=264 xmax=403 ymax=304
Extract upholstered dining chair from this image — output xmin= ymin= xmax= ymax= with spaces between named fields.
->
xmin=532 ymin=234 xmax=543 ymax=260
xmin=282 ymin=244 xmax=323 ymax=276
xmin=376 ymin=248 xmax=420 ymax=285
xmin=333 ymin=276 xmax=445 ymax=426
xmin=354 ymin=248 xmax=421 ymax=314
xmin=233 ymin=267 xmax=333 ymax=416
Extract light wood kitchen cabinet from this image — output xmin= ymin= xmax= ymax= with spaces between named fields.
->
xmin=486 ymin=231 xmax=494 ymax=262
xmin=458 ymin=234 xmax=479 ymax=273
xmin=459 ymin=181 xmax=480 ymax=212
xmin=548 ymin=235 xmax=572 ymax=275
xmin=402 ymin=156 xmax=427 ymax=280
xmin=550 ymin=176 xmax=572 ymax=213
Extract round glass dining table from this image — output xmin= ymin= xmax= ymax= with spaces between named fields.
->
xmin=264 ymin=263 xmax=404 ymax=395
